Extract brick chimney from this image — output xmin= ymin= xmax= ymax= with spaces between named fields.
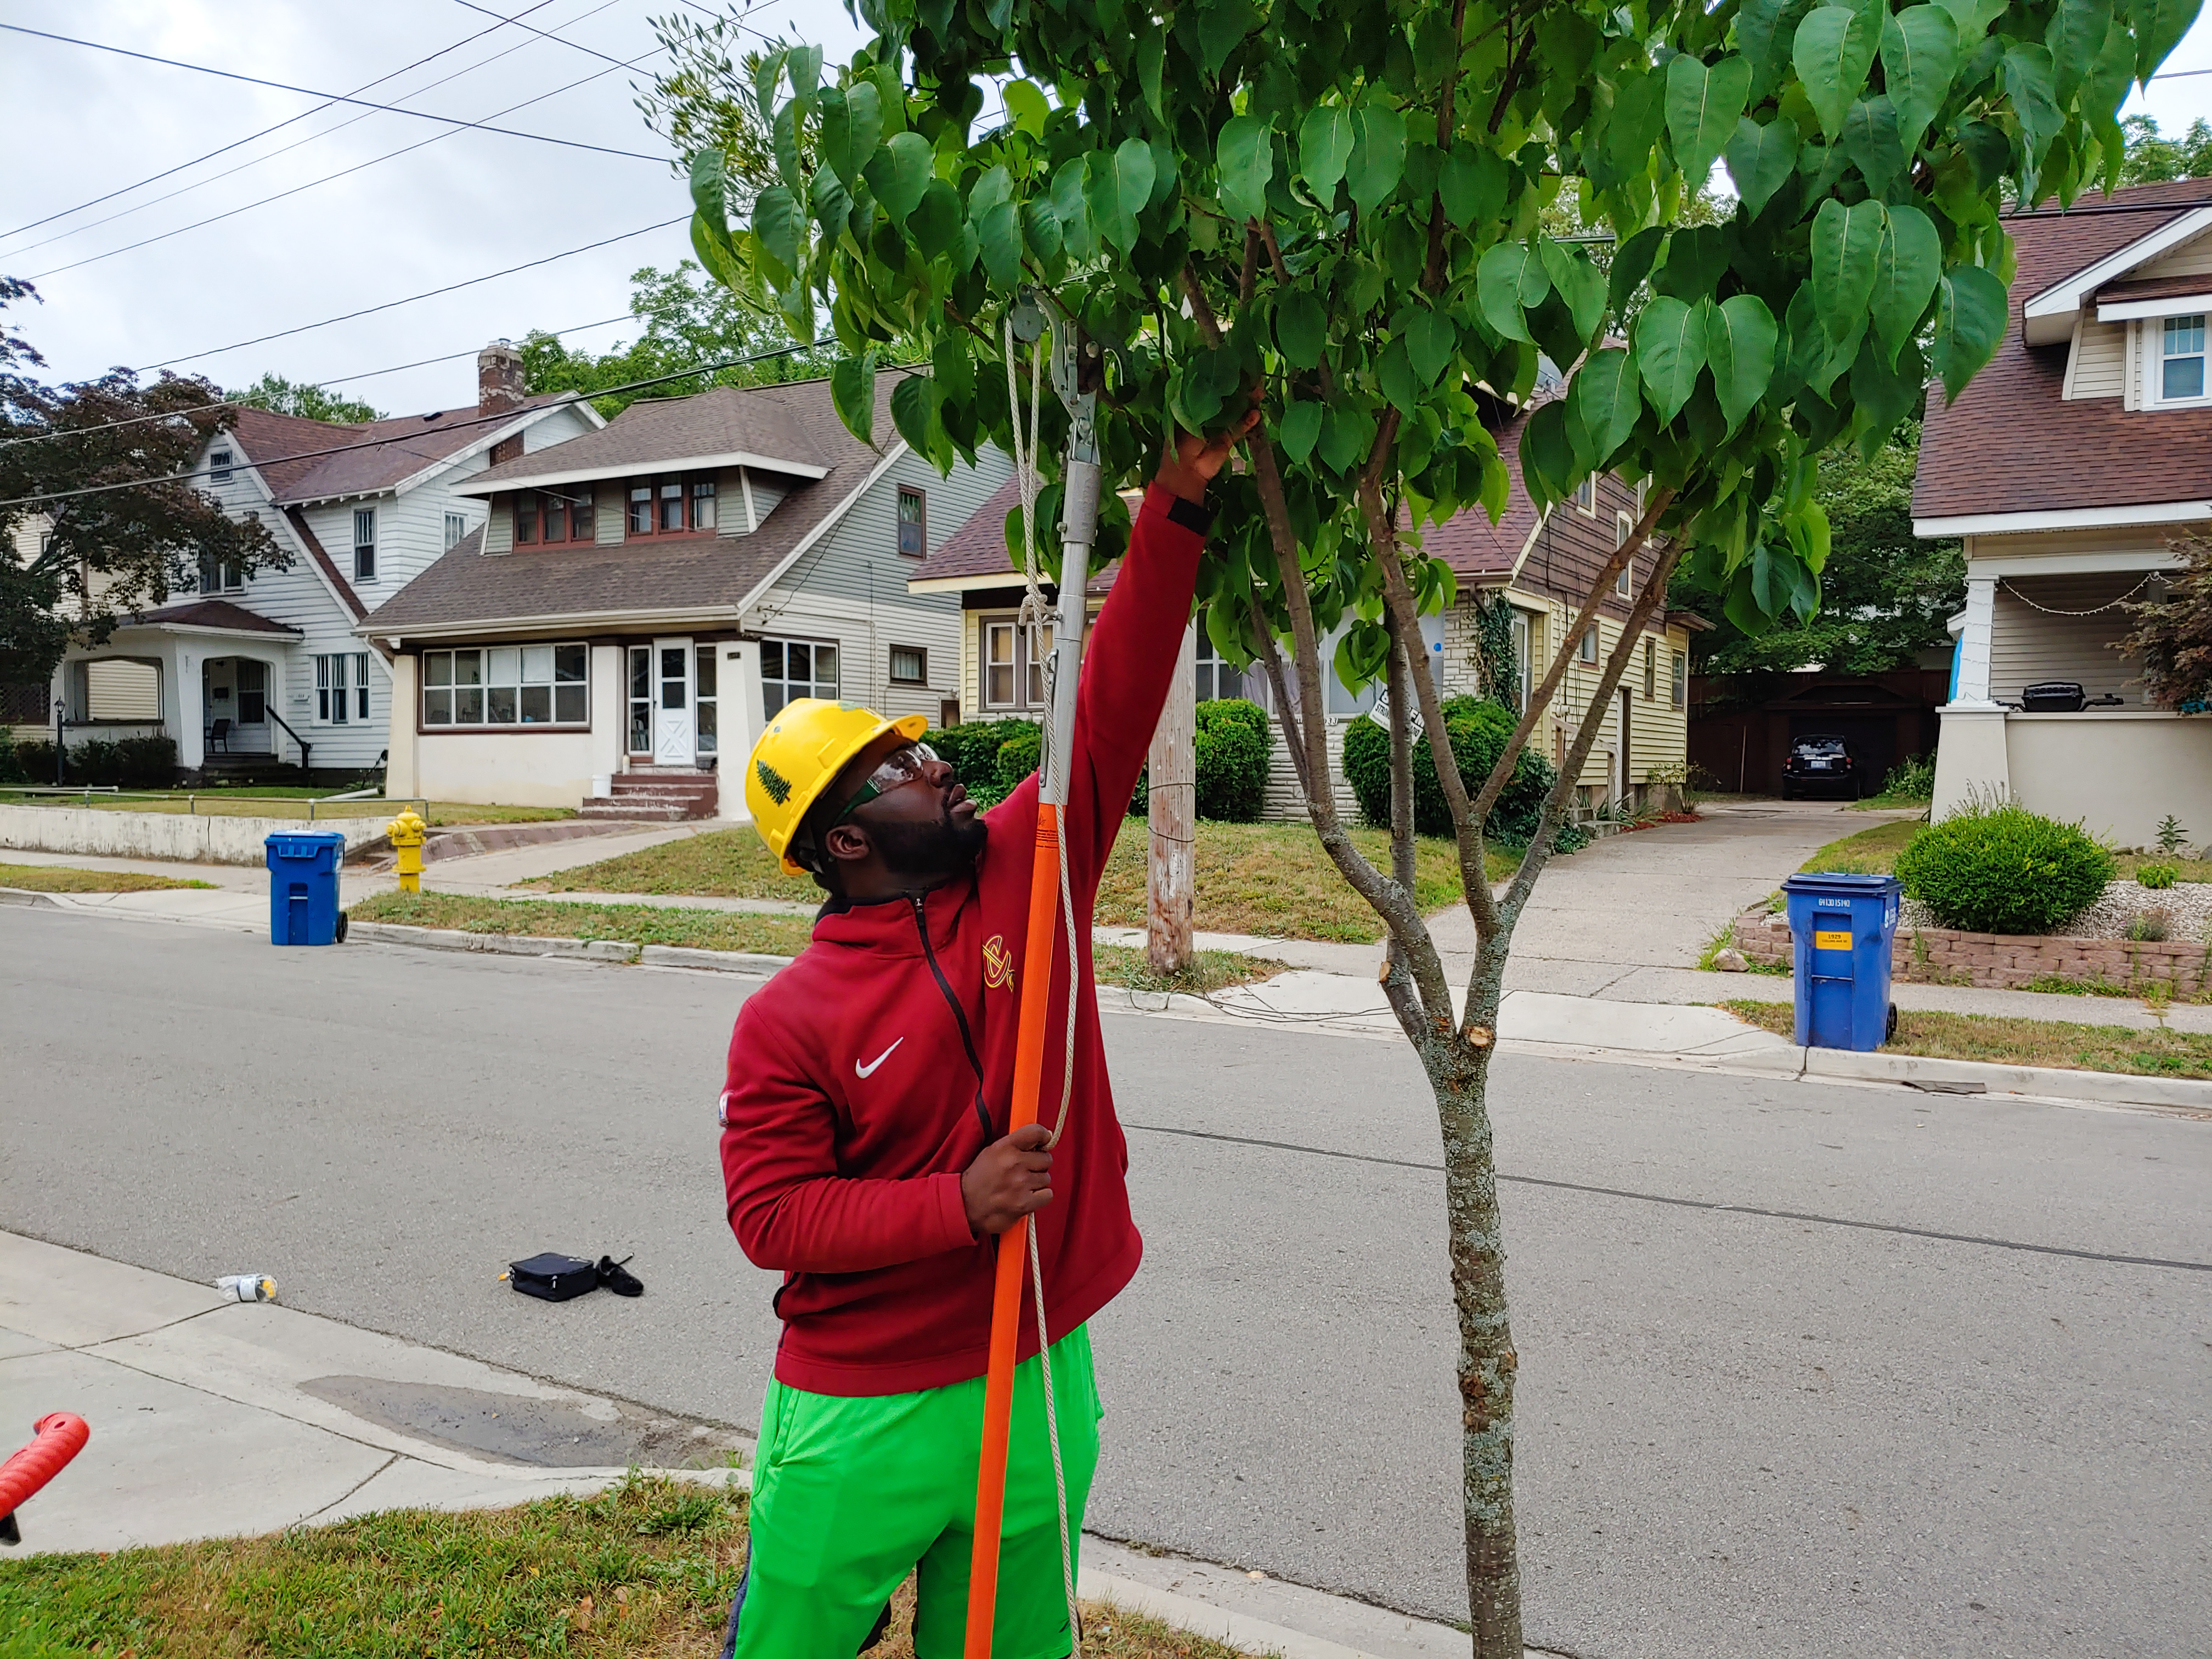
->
xmin=477 ymin=339 xmax=526 ymax=416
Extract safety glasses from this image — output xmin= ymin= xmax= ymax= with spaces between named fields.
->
xmin=831 ymin=741 xmax=940 ymax=826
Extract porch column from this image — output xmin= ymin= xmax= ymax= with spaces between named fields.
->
xmin=588 ymin=645 xmax=623 ymax=799
xmin=718 ymin=640 xmax=765 ymax=822
xmin=1948 ymin=575 xmax=2000 ymax=709
xmin=171 ymin=642 xmax=206 ymax=772
xmin=386 ymin=652 xmax=420 ymax=799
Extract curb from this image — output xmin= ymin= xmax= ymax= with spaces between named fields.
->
xmin=1800 ymin=1043 xmax=2212 ymax=1111
xmin=0 ymin=886 xmax=59 ymax=907
xmin=1079 ymin=1571 xmax=1377 ymax=1659
xmin=343 ymin=920 xmax=639 ymax=963
xmin=638 ymin=943 xmax=792 ymax=977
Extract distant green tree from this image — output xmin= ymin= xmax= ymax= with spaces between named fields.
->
xmin=228 ymin=373 xmax=384 ymax=424
xmin=520 ymin=261 xmax=830 ymax=416
xmin=2119 ymin=114 xmax=2212 ymax=183
xmin=1675 ymin=419 xmax=1963 ymax=675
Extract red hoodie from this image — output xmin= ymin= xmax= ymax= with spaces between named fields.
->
xmin=718 ymin=484 xmax=1210 ymax=1395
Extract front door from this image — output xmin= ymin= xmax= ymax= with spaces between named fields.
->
xmin=653 ymin=637 xmax=695 ymax=764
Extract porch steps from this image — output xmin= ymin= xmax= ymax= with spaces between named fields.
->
xmin=580 ymin=765 xmax=719 ymax=822
xmin=198 ymin=753 xmax=295 ymax=783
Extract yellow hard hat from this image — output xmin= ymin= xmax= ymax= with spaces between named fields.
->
xmin=745 ymin=698 xmax=929 ymax=875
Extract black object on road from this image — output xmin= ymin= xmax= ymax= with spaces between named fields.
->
xmin=595 ymin=1254 xmax=645 ymax=1297
xmin=507 ymin=1252 xmax=602 ymax=1301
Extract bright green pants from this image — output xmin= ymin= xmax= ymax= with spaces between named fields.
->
xmin=731 ymin=1324 xmax=1101 ymax=1659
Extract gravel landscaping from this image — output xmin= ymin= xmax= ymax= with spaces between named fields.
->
xmin=1899 ymin=879 xmax=2212 ymax=942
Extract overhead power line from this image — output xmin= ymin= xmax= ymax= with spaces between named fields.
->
xmin=133 ymin=217 xmax=688 ymax=372
xmin=0 ymin=341 xmax=819 ymax=511
xmin=449 ymin=0 xmax=632 ymax=68
xmin=0 ymin=23 xmax=665 ymax=163
xmin=0 ymin=0 xmax=569 ymax=247
xmin=24 ymin=27 xmax=664 ymax=281
xmin=0 ymin=312 xmax=641 ymax=449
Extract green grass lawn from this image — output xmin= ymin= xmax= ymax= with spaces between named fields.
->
xmin=352 ymin=890 xmax=1285 ymax=995
xmin=0 ymin=1474 xmax=1250 ymax=1659
xmin=528 ymin=818 xmax=1514 ymax=944
xmin=1796 ymin=818 xmax=1924 ymax=876
xmin=1722 ymin=1000 xmax=2212 ymax=1080
xmin=0 ymin=861 xmax=216 ymax=893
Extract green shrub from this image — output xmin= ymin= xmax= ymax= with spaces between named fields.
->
xmin=11 ymin=741 xmax=58 ymax=785
xmin=0 ymin=741 xmax=20 ymax=785
xmin=2136 ymin=861 xmax=2179 ymax=889
xmin=924 ymin=719 xmax=1029 ymax=788
xmin=1194 ymin=698 xmax=1269 ymax=821
xmin=994 ymin=726 xmax=1042 ymax=792
xmin=1876 ymin=753 xmax=1937 ymax=800
xmin=1894 ymin=800 xmax=2114 ymax=935
xmin=1341 ymin=695 xmax=1565 ymax=847
xmin=69 ymin=739 xmax=122 ymax=787
xmin=116 ymin=736 xmax=177 ymax=787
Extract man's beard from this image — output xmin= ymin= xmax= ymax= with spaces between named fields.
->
xmin=870 ymin=799 xmax=987 ymax=879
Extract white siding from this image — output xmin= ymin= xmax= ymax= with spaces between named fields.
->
xmin=2137 ymin=229 xmax=2212 ymax=282
xmin=1988 ymin=571 xmax=2152 ymax=706
xmin=2067 ymin=319 xmax=2129 ymax=399
xmin=748 ymin=446 xmax=1010 ymax=724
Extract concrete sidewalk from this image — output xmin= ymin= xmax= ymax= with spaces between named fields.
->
xmin=0 ymin=1231 xmax=742 ymax=1556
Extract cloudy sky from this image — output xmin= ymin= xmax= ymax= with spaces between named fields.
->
xmin=3 ymin=0 xmax=2208 ymax=421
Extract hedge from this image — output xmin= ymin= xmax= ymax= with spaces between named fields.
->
xmin=1894 ymin=799 xmax=2113 ymax=935
xmin=0 ymin=736 xmax=176 ymax=788
xmin=1193 ymin=698 xmax=1268 ymax=821
xmin=1341 ymin=695 xmax=1578 ymax=849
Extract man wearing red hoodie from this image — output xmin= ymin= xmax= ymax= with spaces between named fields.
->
xmin=716 ymin=413 xmax=1253 ymax=1659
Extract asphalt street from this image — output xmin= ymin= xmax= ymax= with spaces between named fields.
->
xmin=3 ymin=905 xmax=2207 ymax=1657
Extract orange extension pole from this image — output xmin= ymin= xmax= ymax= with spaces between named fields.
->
xmin=963 ymin=801 xmax=1069 ymax=1656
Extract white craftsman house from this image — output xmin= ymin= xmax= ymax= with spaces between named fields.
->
xmin=360 ymin=369 xmax=1010 ymax=819
xmin=1918 ymin=179 xmax=2212 ymax=848
xmin=46 ymin=343 xmax=597 ymax=780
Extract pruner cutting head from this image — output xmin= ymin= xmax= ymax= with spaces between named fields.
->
xmin=1009 ymin=290 xmax=1048 ymax=344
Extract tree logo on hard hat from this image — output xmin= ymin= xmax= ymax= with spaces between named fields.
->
xmin=755 ymin=760 xmax=793 ymax=805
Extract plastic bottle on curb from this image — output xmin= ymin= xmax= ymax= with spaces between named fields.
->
xmin=215 ymin=1274 xmax=277 ymax=1303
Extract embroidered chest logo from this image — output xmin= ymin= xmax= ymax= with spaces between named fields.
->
xmin=983 ymin=934 xmax=1016 ymax=991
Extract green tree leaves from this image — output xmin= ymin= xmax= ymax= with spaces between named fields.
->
xmin=1811 ymin=198 xmax=1887 ymax=338
xmin=1932 ymin=265 xmax=2009 ymax=399
xmin=864 ymin=131 xmax=933 ymax=221
xmin=1726 ymin=117 xmax=1799 ymax=213
xmin=1476 ymin=243 xmax=1547 ymax=343
xmin=1274 ymin=290 xmax=1327 ymax=368
xmin=1087 ymin=138 xmax=1157 ymax=251
xmin=1567 ymin=348 xmax=1641 ymax=463
xmin=1795 ymin=4 xmax=1882 ymax=137
xmin=1635 ymin=297 xmax=1709 ymax=421
xmin=1881 ymin=5 xmax=1960 ymax=143
xmin=1667 ymin=54 xmax=1752 ymax=189
xmin=1346 ymin=104 xmax=1408 ymax=212
xmin=1869 ymin=205 xmax=1942 ymax=362
xmin=1707 ymin=295 xmax=1779 ymax=431
xmin=831 ymin=354 xmax=876 ymax=442
xmin=1298 ymin=105 xmax=1353 ymax=200
xmin=1217 ymin=115 xmax=1274 ymax=224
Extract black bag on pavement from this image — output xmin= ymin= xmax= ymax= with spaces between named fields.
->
xmin=507 ymin=1252 xmax=601 ymax=1301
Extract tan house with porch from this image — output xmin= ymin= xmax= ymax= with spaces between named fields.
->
xmin=910 ymin=392 xmax=1700 ymax=822
xmin=1917 ymin=178 xmax=2212 ymax=848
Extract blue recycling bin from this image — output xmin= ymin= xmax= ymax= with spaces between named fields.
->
xmin=1781 ymin=872 xmax=1901 ymax=1051
xmin=264 ymin=831 xmax=348 ymax=946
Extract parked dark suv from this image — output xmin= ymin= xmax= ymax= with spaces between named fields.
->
xmin=1779 ymin=734 xmax=1867 ymax=800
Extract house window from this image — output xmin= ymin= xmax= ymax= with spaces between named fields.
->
xmin=316 ymin=653 xmax=370 ymax=724
xmin=889 ymin=644 xmax=927 ymax=684
xmin=198 ymin=553 xmax=243 ymax=592
xmin=625 ymin=475 xmax=715 ymax=537
xmin=421 ymin=644 xmax=586 ymax=727
xmin=515 ymin=487 xmax=594 ymax=546
xmin=1614 ymin=511 xmax=1634 ymax=597
xmin=760 ymin=637 xmax=839 ymax=718
xmin=209 ymin=447 xmax=233 ymax=484
xmin=628 ymin=647 xmax=651 ymax=752
xmin=353 ymin=509 xmax=376 ymax=582
xmin=898 ymin=487 xmax=926 ymax=556
xmin=1573 ymin=476 xmax=1596 ymax=514
xmin=1195 ymin=632 xmax=1258 ymax=704
xmin=2162 ymin=314 xmax=2206 ymax=401
xmin=1579 ymin=624 xmax=1599 ymax=663
xmin=445 ymin=511 xmax=467 ymax=549
xmin=1510 ymin=610 xmax=1532 ymax=710
xmin=696 ymin=645 xmax=718 ymax=754
xmin=1671 ymin=650 xmax=1688 ymax=709
xmin=236 ymin=659 xmax=266 ymax=725
xmin=1642 ymin=638 xmax=1656 ymax=700
xmin=983 ymin=617 xmax=1051 ymax=709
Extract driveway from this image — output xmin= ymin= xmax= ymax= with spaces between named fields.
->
xmin=1422 ymin=799 xmax=1914 ymax=997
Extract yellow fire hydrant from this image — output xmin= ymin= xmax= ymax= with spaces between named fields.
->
xmin=387 ymin=808 xmax=427 ymax=893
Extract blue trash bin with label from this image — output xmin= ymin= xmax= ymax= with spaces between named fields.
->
xmin=1781 ymin=872 xmax=1901 ymax=1051
xmin=264 ymin=831 xmax=348 ymax=946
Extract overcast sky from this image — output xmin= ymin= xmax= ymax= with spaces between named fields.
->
xmin=3 ymin=0 xmax=2208 ymax=421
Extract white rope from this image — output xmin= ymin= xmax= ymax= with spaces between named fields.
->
xmin=1001 ymin=310 xmax=1084 ymax=1659
xmin=1996 ymin=574 xmax=2154 ymax=616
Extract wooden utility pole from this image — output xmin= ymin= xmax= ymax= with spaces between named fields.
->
xmin=1147 ymin=621 xmax=1196 ymax=975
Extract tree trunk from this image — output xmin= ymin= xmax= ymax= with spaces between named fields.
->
xmin=1147 ymin=620 xmax=1197 ymax=976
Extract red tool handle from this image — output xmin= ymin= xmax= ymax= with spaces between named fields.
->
xmin=0 ymin=1413 xmax=91 ymax=1520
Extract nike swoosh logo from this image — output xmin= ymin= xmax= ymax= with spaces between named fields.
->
xmin=855 ymin=1038 xmax=904 ymax=1080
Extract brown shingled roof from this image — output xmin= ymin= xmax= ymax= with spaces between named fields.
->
xmin=1916 ymin=180 xmax=2212 ymax=523
xmin=361 ymin=372 xmax=925 ymax=637
xmin=462 ymin=383 xmax=828 ymax=490
xmin=2095 ymin=272 xmax=2212 ymax=304
xmin=233 ymin=396 xmax=575 ymax=506
xmin=124 ymin=598 xmax=300 ymax=635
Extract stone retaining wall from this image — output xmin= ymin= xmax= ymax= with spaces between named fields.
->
xmin=1730 ymin=906 xmax=2212 ymax=998
xmin=0 ymin=804 xmax=388 ymax=866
